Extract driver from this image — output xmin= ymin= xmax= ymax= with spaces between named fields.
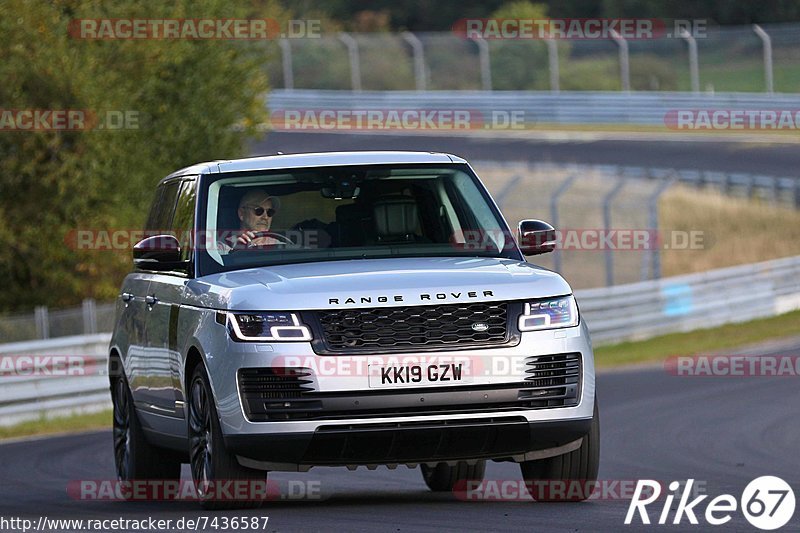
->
xmin=235 ymin=189 xmax=281 ymax=247
xmin=220 ymin=189 xmax=282 ymax=253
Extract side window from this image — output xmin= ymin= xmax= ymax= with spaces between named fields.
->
xmin=172 ymin=179 xmax=197 ymax=261
xmin=147 ymin=180 xmax=181 ymax=233
xmin=448 ymin=174 xmax=508 ymax=251
xmin=442 ymin=177 xmax=475 ymax=231
xmin=144 ymin=186 xmax=165 ymax=233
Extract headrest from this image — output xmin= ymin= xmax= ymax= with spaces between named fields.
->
xmin=373 ymin=195 xmax=419 ymax=238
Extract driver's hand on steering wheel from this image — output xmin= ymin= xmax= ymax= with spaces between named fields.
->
xmin=236 ymin=230 xmax=279 ymax=247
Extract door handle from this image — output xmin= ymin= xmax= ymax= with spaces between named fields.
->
xmin=145 ymin=295 xmax=158 ymax=306
xmin=121 ymin=292 xmax=134 ymax=302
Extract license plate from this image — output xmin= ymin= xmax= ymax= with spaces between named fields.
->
xmin=368 ymin=363 xmax=471 ymax=388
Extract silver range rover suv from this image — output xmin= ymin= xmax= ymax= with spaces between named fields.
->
xmin=109 ymin=151 xmax=599 ymax=509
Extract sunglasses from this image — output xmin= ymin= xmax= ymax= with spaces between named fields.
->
xmin=245 ymin=206 xmax=276 ymax=217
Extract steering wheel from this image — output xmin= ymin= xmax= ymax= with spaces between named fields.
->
xmin=231 ymin=230 xmax=294 ymax=252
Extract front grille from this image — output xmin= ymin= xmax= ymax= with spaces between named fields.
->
xmin=522 ymin=353 xmax=581 ymax=407
xmin=310 ymin=302 xmax=512 ymax=353
xmin=239 ymin=353 xmax=582 ymax=422
xmin=238 ymin=368 xmax=319 ymax=421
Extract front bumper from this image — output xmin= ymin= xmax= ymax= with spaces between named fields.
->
xmin=201 ymin=320 xmax=596 ymax=465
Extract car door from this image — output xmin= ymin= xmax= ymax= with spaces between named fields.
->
xmin=130 ymin=179 xmax=181 ymax=416
xmin=144 ymin=177 xmax=196 ymax=420
xmin=125 ymin=183 xmax=169 ymax=408
xmin=117 ymin=274 xmax=151 ymax=390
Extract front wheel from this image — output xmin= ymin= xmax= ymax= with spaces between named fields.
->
xmin=188 ymin=364 xmax=267 ymax=510
xmin=421 ymin=461 xmax=486 ymax=492
xmin=520 ymin=399 xmax=600 ymax=502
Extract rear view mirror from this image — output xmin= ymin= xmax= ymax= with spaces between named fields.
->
xmin=321 ymin=183 xmax=360 ymax=200
xmin=320 ymin=173 xmax=361 ymax=200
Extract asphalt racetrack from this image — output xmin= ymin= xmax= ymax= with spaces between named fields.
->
xmin=252 ymin=131 xmax=800 ymax=176
xmin=2 ymin=339 xmax=799 ymax=532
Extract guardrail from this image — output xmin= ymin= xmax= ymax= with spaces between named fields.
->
xmin=267 ymin=89 xmax=800 ymax=126
xmin=0 ymin=334 xmax=111 ymax=427
xmin=577 ymin=254 xmax=800 ymax=344
xmin=2 ymin=255 xmax=799 ymax=426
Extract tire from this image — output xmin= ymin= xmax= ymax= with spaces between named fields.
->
xmin=520 ymin=399 xmax=600 ymax=502
xmin=188 ymin=364 xmax=267 ymax=510
xmin=112 ymin=372 xmax=182 ymax=484
xmin=421 ymin=461 xmax=486 ymax=492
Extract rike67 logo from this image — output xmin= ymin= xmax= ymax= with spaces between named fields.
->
xmin=626 ymin=477 xmax=795 ymax=530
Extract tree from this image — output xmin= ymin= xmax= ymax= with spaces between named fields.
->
xmin=487 ymin=2 xmax=552 ymax=90
xmin=0 ymin=0 xmax=278 ymax=311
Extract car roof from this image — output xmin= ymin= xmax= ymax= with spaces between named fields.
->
xmin=163 ymin=151 xmax=468 ymax=180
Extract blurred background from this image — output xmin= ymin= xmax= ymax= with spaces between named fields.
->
xmin=2 ymin=0 xmax=800 ymax=341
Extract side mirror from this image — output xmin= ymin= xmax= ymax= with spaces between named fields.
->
xmin=133 ymin=235 xmax=184 ymax=271
xmin=518 ymin=220 xmax=557 ymax=256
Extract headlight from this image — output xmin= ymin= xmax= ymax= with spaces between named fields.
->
xmin=518 ymin=295 xmax=578 ymax=331
xmin=228 ymin=312 xmax=312 ymax=342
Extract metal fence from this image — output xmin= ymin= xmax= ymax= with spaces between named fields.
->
xmin=3 ymin=254 xmax=799 ymax=425
xmin=476 ymin=161 xmax=800 ymax=209
xmin=475 ymin=160 xmax=800 ymax=288
xmin=0 ymin=300 xmax=116 ymax=344
xmin=267 ymin=24 xmax=800 ymax=93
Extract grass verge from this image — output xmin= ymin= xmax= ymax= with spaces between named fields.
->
xmin=595 ymin=308 xmax=800 ymax=368
xmin=661 ymin=187 xmax=800 ymax=276
xmin=0 ymin=409 xmax=111 ymax=441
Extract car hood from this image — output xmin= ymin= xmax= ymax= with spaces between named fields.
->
xmin=184 ymin=257 xmax=572 ymax=311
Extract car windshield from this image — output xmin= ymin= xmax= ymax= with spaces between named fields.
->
xmin=196 ymin=163 xmax=518 ymax=276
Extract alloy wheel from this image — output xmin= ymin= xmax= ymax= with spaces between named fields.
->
xmin=189 ymin=376 xmax=213 ymax=498
xmin=112 ymin=378 xmax=131 ymax=480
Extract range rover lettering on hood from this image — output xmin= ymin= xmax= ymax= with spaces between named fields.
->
xmin=329 ymin=290 xmax=494 ymax=305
